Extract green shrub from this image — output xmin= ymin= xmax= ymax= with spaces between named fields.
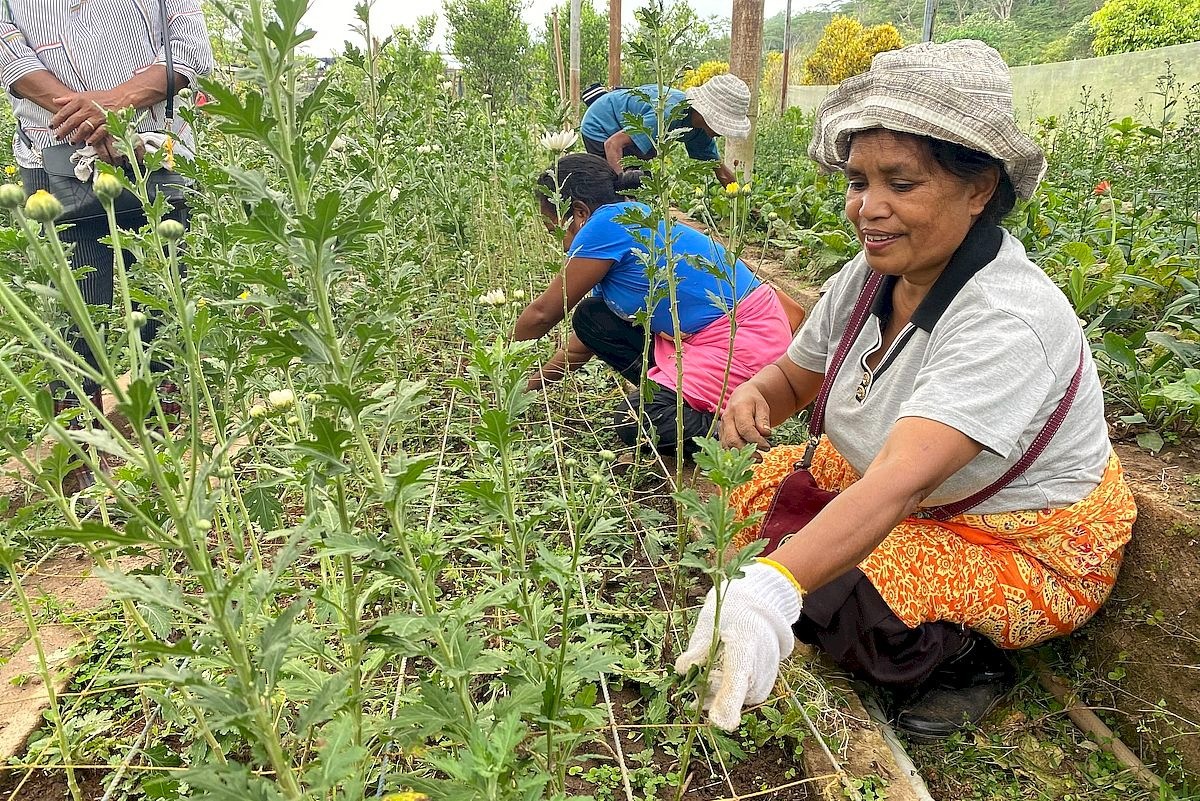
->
xmin=1090 ymin=0 xmax=1200 ymax=55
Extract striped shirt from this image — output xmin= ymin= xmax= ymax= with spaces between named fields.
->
xmin=0 ymin=0 xmax=214 ymax=168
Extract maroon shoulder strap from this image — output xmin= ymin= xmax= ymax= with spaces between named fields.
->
xmin=924 ymin=340 xmax=1087 ymax=520
xmin=809 ymin=271 xmax=885 ymax=438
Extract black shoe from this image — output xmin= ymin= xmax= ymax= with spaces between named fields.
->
xmin=894 ymin=633 xmax=1015 ymax=741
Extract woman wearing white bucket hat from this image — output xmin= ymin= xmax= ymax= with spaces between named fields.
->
xmin=676 ymin=40 xmax=1135 ymax=740
xmin=579 ymin=73 xmax=750 ymax=185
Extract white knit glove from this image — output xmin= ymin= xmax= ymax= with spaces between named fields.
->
xmin=674 ymin=559 xmax=803 ymax=731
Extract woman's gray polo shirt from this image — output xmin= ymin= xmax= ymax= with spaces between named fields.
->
xmin=788 ymin=226 xmax=1110 ymax=514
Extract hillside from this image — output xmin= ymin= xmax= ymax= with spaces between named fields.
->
xmin=764 ymin=0 xmax=1103 ymax=66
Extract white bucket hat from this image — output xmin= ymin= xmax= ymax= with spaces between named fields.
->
xmin=808 ymin=40 xmax=1047 ymax=199
xmin=685 ymin=73 xmax=752 ymax=139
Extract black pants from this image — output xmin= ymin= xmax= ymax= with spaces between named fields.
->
xmin=795 ymin=568 xmax=972 ymax=689
xmin=20 ymin=166 xmax=189 ymax=396
xmin=572 ymin=297 xmax=715 ymax=455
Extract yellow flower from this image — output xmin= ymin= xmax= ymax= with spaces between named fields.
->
xmin=239 ymin=290 xmax=250 ymax=300
xmin=163 ymin=136 xmax=176 ymax=170
xmin=196 ymin=297 xmax=209 ymax=308
xmin=725 ymin=181 xmax=740 ymax=196
xmin=4 ymin=165 xmax=15 ymax=176
xmin=25 ymin=189 xmax=63 ymax=222
xmin=383 ymin=794 xmax=429 ymax=801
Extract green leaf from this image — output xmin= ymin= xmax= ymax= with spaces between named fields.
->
xmin=242 ymin=484 xmax=284 ymax=530
xmin=1145 ymin=331 xmax=1200 ymax=366
xmin=1137 ymin=430 xmax=1165 ymax=453
xmin=117 ymin=377 xmax=155 ymax=425
xmin=35 ymin=520 xmax=154 ymax=547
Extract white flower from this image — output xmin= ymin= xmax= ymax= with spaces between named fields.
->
xmin=440 ymin=81 xmax=453 ymax=91
xmin=496 ymin=117 xmax=506 ymax=126
xmin=268 ymin=389 xmax=295 ymax=411
xmin=478 ymin=289 xmax=507 ymax=306
xmin=328 ymin=136 xmax=346 ymax=152
xmin=415 ymin=144 xmax=434 ymax=155
xmin=481 ymin=93 xmax=492 ymax=100
xmin=512 ymin=289 xmax=526 ymax=300
xmin=539 ymin=128 xmax=578 ymax=153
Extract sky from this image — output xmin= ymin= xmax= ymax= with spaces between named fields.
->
xmin=303 ymin=0 xmax=801 ymax=56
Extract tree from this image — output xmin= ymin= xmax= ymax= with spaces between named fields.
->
xmin=621 ymin=0 xmax=729 ymax=85
xmin=802 ymin=16 xmax=903 ymax=85
xmin=443 ymin=0 xmax=532 ymax=101
xmin=1090 ymin=0 xmax=1200 ymax=55
xmin=531 ymin=0 xmax=608 ymax=98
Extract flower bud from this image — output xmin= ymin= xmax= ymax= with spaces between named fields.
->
xmin=286 ymin=415 xmax=300 ymax=426
xmin=589 ymin=472 xmax=605 ymax=485
xmin=178 ymin=87 xmax=193 ymax=100
xmin=0 ymin=183 xmax=24 ymax=209
xmin=248 ymin=403 xmax=268 ymax=420
xmin=216 ymin=465 xmax=234 ymax=479
xmin=93 ymin=172 xmax=124 ymax=204
xmin=268 ymin=389 xmax=295 ymax=411
xmin=157 ymin=219 xmax=186 ymax=241
xmin=129 ymin=310 xmax=148 ymax=329
xmin=196 ymin=518 xmax=212 ymax=532
xmin=598 ymin=449 xmax=616 ymax=462
xmin=304 ymin=392 xmax=322 ymax=404
xmin=25 ymin=189 xmax=63 ymax=222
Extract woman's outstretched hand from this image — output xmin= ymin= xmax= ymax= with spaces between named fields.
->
xmin=720 ymin=384 xmax=774 ymax=450
xmin=674 ymin=560 xmax=803 ymax=731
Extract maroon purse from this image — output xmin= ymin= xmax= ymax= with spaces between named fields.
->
xmin=757 ymin=271 xmax=1085 ymax=555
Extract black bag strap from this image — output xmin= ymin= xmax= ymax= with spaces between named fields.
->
xmin=158 ymin=0 xmax=175 ymax=125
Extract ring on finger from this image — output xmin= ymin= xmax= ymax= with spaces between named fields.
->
xmin=82 ymin=119 xmax=96 ymax=132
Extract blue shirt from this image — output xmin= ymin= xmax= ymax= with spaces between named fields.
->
xmin=568 ymin=202 xmax=760 ymax=335
xmin=580 ymin=85 xmax=721 ymax=162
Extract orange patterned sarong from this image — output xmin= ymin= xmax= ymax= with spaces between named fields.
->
xmin=729 ymin=438 xmax=1136 ymax=649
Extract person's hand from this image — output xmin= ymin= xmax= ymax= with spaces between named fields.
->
xmin=675 ymin=560 xmax=803 ymax=730
xmin=91 ymin=133 xmax=125 ymax=166
xmin=720 ymin=384 xmax=773 ymax=450
xmin=50 ymin=89 xmax=126 ymax=145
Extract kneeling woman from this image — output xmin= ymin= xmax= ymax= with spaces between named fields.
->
xmin=515 ymin=154 xmax=795 ymax=455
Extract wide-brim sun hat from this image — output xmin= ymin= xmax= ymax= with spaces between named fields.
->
xmin=808 ymin=39 xmax=1047 ymax=199
xmin=685 ymin=73 xmax=752 ymax=139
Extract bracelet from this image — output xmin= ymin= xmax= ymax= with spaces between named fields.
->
xmin=757 ymin=557 xmax=805 ymax=597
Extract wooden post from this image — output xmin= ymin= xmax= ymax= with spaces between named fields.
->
xmin=569 ymin=0 xmax=582 ymax=121
xmin=727 ymin=0 xmax=765 ymax=180
xmin=552 ymin=8 xmax=567 ymax=104
xmin=780 ymin=0 xmax=793 ymax=114
xmin=608 ymin=0 xmax=622 ymax=88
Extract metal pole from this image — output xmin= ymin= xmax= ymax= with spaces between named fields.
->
xmin=922 ymin=0 xmax=937 ymax=42
xmin=608 ymin=0 xmax=622 ymax=88
xmin=779 ymin=0 xmax=792 ymax=114
xmin=569 ymin=0 xmax=582 ymax=121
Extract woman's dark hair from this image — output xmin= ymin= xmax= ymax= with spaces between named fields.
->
xmin=536 ymin=153 xmax=642 ymax=214
xmin=923 ymin=137 xmax=1017 ymax=226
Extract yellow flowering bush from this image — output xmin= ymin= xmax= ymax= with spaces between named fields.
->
xmin=802 ymin=16 xmax=903 ymax=86
xmin=680 ymin=60 xmax=729 ymax=90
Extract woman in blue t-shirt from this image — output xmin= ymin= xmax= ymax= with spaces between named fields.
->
xmin=514 ymin=153 xmax=795 ymax=455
